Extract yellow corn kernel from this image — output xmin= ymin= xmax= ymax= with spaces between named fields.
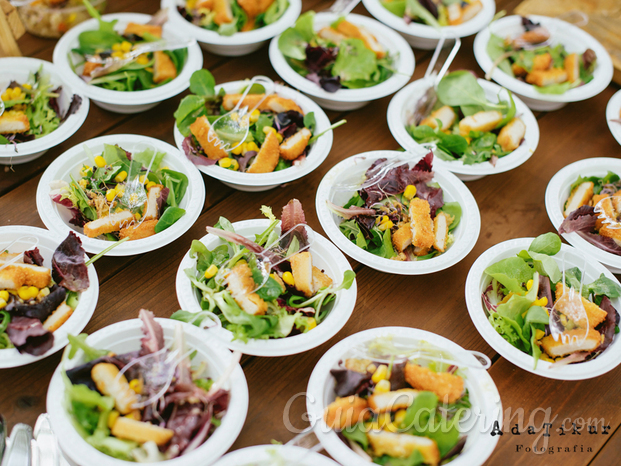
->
xmin=1 ymin=91 xmax=9 ymax=101
xmin=372 ymin=364 xmax=389 ymax=383
xmin=374 ymin=379 xmax=391 ymax=394
xmin=535 ymin=329 xmax=545 ymax=341
xmin=186 ymin=0 xmax=197 ymax=9
xmin=560 ymin=314 xmax=568 ymax=326
xmin=367 ymin=363 xmax=377 ymax=373
xmin=139 ymin=175 xmax=147 ymax=184
xmin=136 ymin=54 xmax=149 ymax=65
xmin=17 ymin=286 xmax=29 ymax=300
xmin=394 ymin=409 xmax=407 ymax=426
xmin=230 ymin=159 xmax=239 ymax=171
xmin=385 ymin=422 xmax=400 ymax=433
xmin=121 ymin=41 xmax=132 ymax=52
xmin=0 ymin=299 xmax=6 ymax=309
xmin=111 ymin=51 xmax=125 ymax=59
xmin=540 ymin=354 xmax=554 ymax=363
xmin=246 ymin=142 xmax=259 ymax=153
xmin=129 ymin=379 xmax=143 ymax=394
xmin=38 ymin=287 xmax=50 ymax=299
xmin=249 ymin=109 xmax=260 ymax=123
xmin=231 ymin=143 xmax=244 ymax=155
xmin=116 ymin=185 xmax=125 ymax=197
xmin=378 ymin=220 xmax=394 ymax=231
xmin=129 ymin=193 xmax=139 ymax=204
xmin=146 ymin=67 xmax=153 ymax=73
xmin=67 ymin=12 xmax=77 ymax=23
xmin=275 ymin=132 xmax=283 ymax=143
xmin=204 ymin=264 xmax=218 ymax=279
xmin=21 ymin=83 xmax=32 ymax=90
xmin=263 ymin=126 xmax=276 ymax=135
xmin=146 ymin=181 xmax=156 ymax=190
xmin=380 ymin=215 xmax=390 ymax=224
xmin=526 ymin=279 xmax=533 ymax=291
xmin=305 ymin=317 xmax=317 ymax=331
xmin=367 ymin=421 xmax=381 ymax=431
xmin=533 ymin=297 xmax=548 ymax=307
xmin=79 ymin=165 xmax=92 ymax=177
xmin=94 ymin=156 xmax=106 ymax=168
xmin=377 ymin=413 xmax=391 ymax=428
xmin=403 ymin=185 xmax=417 ymax=200
xmin=134 ymin=212 xmax=141 ymax=220
xmin=282 ymin=271 xmax=295 ymax=286
xmin=0 ymin=290 xmax=9 ymax=301
xmin=114 ymin=170 xmax=128 ymax=183
xmin=219 ymin=158 xmax=232 ymax=168
xmin=107 ymin=410 xmax=120 ymax=429
xmin=106 ymin=189 xmax=117 ymax=202
xmin=161 ymin=166 xmax=169 ymax=170
xmin=112 ymin=43 xmax=122 ymax=51
xmin=78 ymin=179 xmax=88 ymax=190
xmin=124 ymin=411 xmax=141 ymax=421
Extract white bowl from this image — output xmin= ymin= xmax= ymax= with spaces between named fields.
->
xmin=315 ymin=150 xmax=481 ymax=275
xmin=52 ymin=13 xmax=203 ymax=114
xmin=269 ymin=13 xmax=415 ymax=111
xmin=0 ymin=226 xmax=98 ymax=368
xmin=473 ymin=15 xmax=614 ymax=111
xmin=546 ymin=157 xmax=621 ymax=274
xmin=387 ymin=76 xmax=540 ymax=181
xmin=36 ymin=134 xmax=205 ymax=256
xmin=606 ymin=89 xmax=621 ymax=146
xmin=0 ymin=57 xmax=89 ymax=165
xmin=212 ymin=445 xmax=340 ymax=466
xmin=161 ymin=0 xmax=301 ymax=56
xmin=465 ymin=238 xmax=621 ymax=380
xmin=306 ymin=326 xmax=502 ymax=466
xmin=362 ymin=0 xmax=496 ymax=49
xmin=47 ymin=317 xmax=249 ymax=466
xmin=176 ymin=219 xmax=357 ymax=357
xmin=173 ymin=81 xmax=333 ymax=192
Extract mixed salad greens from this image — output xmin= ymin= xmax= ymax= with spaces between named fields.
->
xmin=482 ymin=233 xmax=621 ymax=367
xmin=49 ymin=144 xmax=188 ymax=241
xmin=324 ymin=336 xmax=470 ymax=465
xmin=0 ymin=232 xmax=89 ymax=356
xmin=63 ymin=310 xmax=230 ymax=461
xmin=330 ymin=152 xmax=462 ymax=261
xmin=278 ymin=11 xmax=395 ymax=92
xmin=381 ymin=0 xmax=483 ymax=28
xmin=172 ymin=199 xmax=355 ymax=342
xmin=178 ymin=0 xmax=289 ymax=36
xmin=559 ymin=172 xmax=621 ymax=256
xmin=0 ymin=66 xmax=82 ymax=146
xmin=487 ymin=16 xmax=597 ymax=95
xmin=70 ymin=2 xmax=188 ymax=92
xmin=408 ymin=70 xmax=524 ymax=165
xmin=175 ymin=69 xmax=342 ymax=173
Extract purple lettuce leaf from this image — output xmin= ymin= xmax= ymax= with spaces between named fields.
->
xmin=330 ymin=366 xmax=372 ymax=397
xmin=577 ymin=232 xmax=621 ymax=256
xmin=559 ymin=205 xmax=596 ymax=234
xmin=60 ymin=94 xmax=83 ymax=123
xmin=305 ymin=45 xmax=338 ymax=73
xmin=418 ymin=0 xmax=438 ymax=18
xmin=66 ymin=352 xmax=139 ymax=392
xmin=598 ymin=296 xmax=620 ymax=352
xmin=6 ymin=317 xmax=54 ymax=355
xmin=414 ymin=182 xmax=444 ymax=218
xmin=281 ymin=198 xmax=306 ymax=234
xmin=236 ymin=150 xmax=255 ymax=172
xmin=52 ymin=232 xmax=89 ymax=292
xmin=156 ymin=187 xmax=170 ymax=213
xmin=23 ymin=247 xmax=44 ymax=266
xmin=182 ymin=136 xmax=217 ymax=167
xmin=275 ymin=111 xmax=304 ymax=139
xmin=326 ymin=200 xmax=376 ymax=219
xmin=50 ymin=194 xmax=88 ymax=227
xmin=48 ymin=86 xmax=62 ymax=117
xmin=388 ymin=360 xmax=407 ymax=390
xmin=139 ymin=309 xmax=164 ymax=356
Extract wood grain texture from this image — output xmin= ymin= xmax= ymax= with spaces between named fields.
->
xmin=1 ymin=0 xmax=621 ymax=465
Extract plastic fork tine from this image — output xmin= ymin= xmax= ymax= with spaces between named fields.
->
xmin=436 ymin=37 xmax=461 ymax=86
xmin=425 ymin=35 xmax=446 ymax=79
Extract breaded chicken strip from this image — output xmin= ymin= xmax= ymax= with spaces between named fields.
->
xmin=119 ymin=219 xmax=158 ymax=241
xmin=225 ymin=261 xmax=267 ymax=315
xmin=189 ymin=116 xmax=229 ymax=161
xmin=409 ymin=198 xmax=434 ymax=251
xmin=153 ymin=51 xmax=177 ymax=84
xmin=433 ymin=212 xmax=452 ymax=253
xmin=83 ymin=210 xmax=135 ymax=238
xmin=368 ymin=389 xmax=419 ymax=413
xmin=290 ymin=251 xmax=314 ymax=297
xmin=392 ymin=223 xmax=413 ymax=253
xmin=540 ymin=328 xmax=601 ymax=358
xmin=404 ymin=363 xmax=464 ymax=404
xmin=324 ymin=395 xmax=370 ymax=429
xmin=554 ymin=283 xmax=608 ymax=329
xmin=334 ymin=20 xmax=385 ymax=58
xmin=497 ymin=117 xmax=526 ymax=152
xmin=312 ymin=266 xmax=333 ymax=291
xmin=526 ymin=68 xmax=568 ymax=87
xmin=0 ymin=110 xmax=30 ymax=134
xmin=367 ymin=430 xmax=440 ymax=465
xmin=459 ymin=110 xmax=502 ymax=136
xmin=280 ymin=128 xmax=311 ymax=161
xmin=237 ymin=0 xmax=274 ymax=18
xmin=247 ymin=130 xmax=280 ymax=173
xmin=0 ymin=262 xmax=52 ymax=289
xmin=123 ymin=23 xmax=162 ymax=38
xmin=419 ymin=106 xmax=456 ymax=131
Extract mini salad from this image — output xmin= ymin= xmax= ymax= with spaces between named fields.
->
xmin=63 ymin=310 xmax=230 ymax=461
xmin=177 ymin=0 xmax=289 ymax=36
xmin=329 ymin=152 xmax=462 ymax=261
xmin=487 ymin=16 xmax=597 ymax=94
xmin=0 ymin=232 xmax=89 ymax=356
xmin=559 ymin=172 xmax=621 ymax=256
xmin=482 ymin=233 xmax=621 ymax=367
xmin=381 ymin=0 xmax=483 ymax=28
xmin=277 ymin=11 xmax=395 ymax=92
xmin=324 ymin=336 xmax=470 ymax=464
xmin=175 ymin=69 xmax=341 ymax=173
xmin=172 ymin=199 xmax=355 ymax=342
xmin=71 ymin=2 xmax=188 ymax=92
xmin=49 ymin=144 xmax=188 ymax=241
xmin=408 ymin=70 xmax=524 ymax=165
xmin=0 ymin=66 xmax=82 ymax=145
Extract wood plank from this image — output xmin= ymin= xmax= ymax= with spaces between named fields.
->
xmin=589 ymin=425 xmax=621 ymax=465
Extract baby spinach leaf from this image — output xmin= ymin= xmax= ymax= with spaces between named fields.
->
xmin=529 ymin=233 xmax=562 ymax=256
xmin=341 ymin=422 xmax=368 ymax=449
xmin=155 ymin=207 xmax=186 ymax=233
xmin=533 ymin=81 xmax=577 ymax=95
xmin=189 ymin=69 xmax=216 ymax=96
xmin=439 ymin=202 xmax=462 ymax=230
xmin=174 ymin=95 xmax=207 ymax=136
xmin=381 ymin=0 xmax=406 ymax=17
xmin=294 ymin=10 xmax=316 ymax=43
xmin=303 ymin=111 xmax=316 ymax=133
xmin=487 ymin=34 xmax=513 ymax=76
xmin=587 ymin=274 xmax=621 ymax=298
xmin=278 ymin=28 xmax=307 ymax=61
xmin=332 ymin=39 xmax=378 ymax=82
xmin=484 ymin=257 xmax=533 ymax=293
xmin=264 ymin=0 xmax=289 ymax=25
xmin=436 ymin=71 xmax=492 ymax=109
xmin=161 ymin=169 xmax=189 ymax=208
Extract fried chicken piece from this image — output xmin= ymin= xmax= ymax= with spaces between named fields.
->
xmin=123 ymin=23 xmax=162 ymax=38
xmin=368 ymin=389 xmax=420 ymax=413
xmin=564 ymin=181 xmax=594 ymax=217
xmin=189 ymin=116 xmax=229 ymax=161
xmin=280 ymin=128 xmax=311 ymax=161
xmin=419 ymin=106 xmax=457 ymax=131
xmin=404 ymin=363 xmax=464 ymax=404
xmin=497 ymin=117 xmax=526 ymax=152
xmin=0 ymin=262 xmax=52 ymax=289
xmin=225 ymin=261 xmax=267 ymax=315
xmin=554 ymin=283 xmax=608 ymax=329
xmin=323 ymin=395 xmax=371 ymax=429
xmin=119 ymin=219 xmax=158 ymax=241
xmin=409 ymin=199 xmax=434 ymax=251
xmin=290 ymin=251 xmax=314 ymax=297
xmin=247 ymin=130 xmax=280 ymax=173
xmin=83 ymin=210 xmax=135 ymax=238
xmin=153 ymin=51 xmax=177 ymax=84
xmin=458 ymin=110 xmax=503 ymax=136
xmin=367 ymin=430 xmax=440 ymax=465
xmin=540 ymin=328 xmax=601 ymax=358
xmin=0 ymin=110 xmax=30 ymax=134
xmin=526 ymin=68 xmax=568 ymax=87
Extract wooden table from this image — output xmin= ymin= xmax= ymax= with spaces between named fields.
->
xmin=2 ymin=1 xmax=621 ymax=464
